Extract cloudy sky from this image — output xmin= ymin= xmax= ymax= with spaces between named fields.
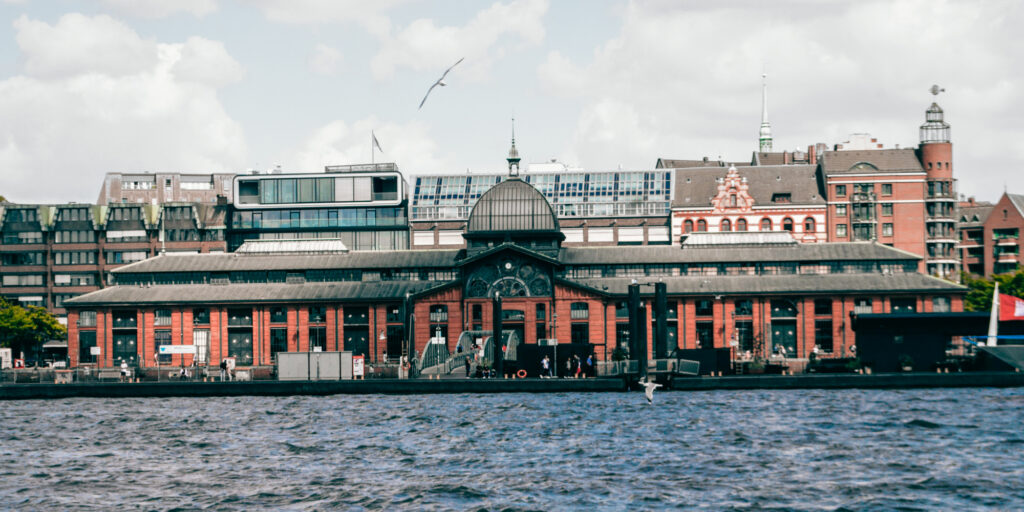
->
xmin=0 ymin=0 xmax=1020 ymax=204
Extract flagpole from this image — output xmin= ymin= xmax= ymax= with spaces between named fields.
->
xmin=371 ymin=132 xmax=375 ymax=164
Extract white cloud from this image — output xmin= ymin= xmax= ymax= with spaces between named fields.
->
xmin=370 ymin=0 xmax=548 ymax=81
xmin=171 ymin=36 xmax=245 ymax=87
xmin=0 ymin=14 xmax=247 ymax=203
xmin=242 ymin=0 xmax=405 ymax=36
xmin=537 ymin=0 xmax=1024 ymax=199
xmin=289 ymin=117 xmax=450 ymax=174
xmin=14 ymin=13 xmax=158 ymax=78
xmin=97 ymin=0 xmax=218 ymax=19
xmin=308 ymin=43 xmax=343 ymax=76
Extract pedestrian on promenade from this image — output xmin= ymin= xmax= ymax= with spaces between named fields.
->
xmin=573 ymin=355 xmax=582 ymax=379
xmin=464 ymin=356 xmax=471 ymax=378
xmin=585 ymin=354 xmax=593 ymax=378
xmin=541 ymin=355 xmax=551 ymax=378
xmin=120 ymin=360 xmax=128 ymax=383
xmin=219 ymin=359 xmax=227 ymax=381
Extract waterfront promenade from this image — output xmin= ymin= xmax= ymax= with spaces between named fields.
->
xmin=2 ymin=371 xmax=1023 ymax=400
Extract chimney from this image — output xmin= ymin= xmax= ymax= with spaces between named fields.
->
xmin=968 ymin=196 xmax=975 ymax=206
xmin=808 ymin=144 xmax=817 ymax=165
xmin=784 ymin=151 xmax=792 ymax=165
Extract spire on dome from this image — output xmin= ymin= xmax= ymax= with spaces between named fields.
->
xmin=507 ymin=117 xmax=521 ymax=176
xmin=759 ymin=73 xmax=773 ymax=152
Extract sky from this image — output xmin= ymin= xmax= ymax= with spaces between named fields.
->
xmin=0 ymin=0 xmax=1020 ymax=204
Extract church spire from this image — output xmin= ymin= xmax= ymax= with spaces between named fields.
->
xmin=759 ymin=73 xmax=773 ymax=152
xmin=507 ymin=117 xmax=521 ymax=176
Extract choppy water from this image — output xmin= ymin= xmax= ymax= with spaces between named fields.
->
xmin=2 ymin=388 xmax=1023 ymax=510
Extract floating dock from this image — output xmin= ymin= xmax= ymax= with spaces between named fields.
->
xmin=2 ymin=372 xmax=1024 ymax=400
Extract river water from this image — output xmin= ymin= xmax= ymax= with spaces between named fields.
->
xmin=2 ymin=387 xmax=1023 ymax=510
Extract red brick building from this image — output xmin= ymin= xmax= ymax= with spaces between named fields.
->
xmin=66 ymin=177 xmax=965 ymax=373
xmin=980 ymin=193 xmax=1024 ymax=276
xmin=0 ymin=202 xmax=227 ymax=325
xmin=671 ymin=164 xmax=827 ymax=244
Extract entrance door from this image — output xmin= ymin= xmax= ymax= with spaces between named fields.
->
xmin=772 ymin=320 xmax=797 ymax=357
xmin=345 ymin=326 xmax=369 ymax=357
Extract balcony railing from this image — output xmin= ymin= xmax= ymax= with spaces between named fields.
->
xmin=851 ymin=193 xmax=876 ymax=202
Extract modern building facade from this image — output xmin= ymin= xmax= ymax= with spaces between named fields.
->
xmin=410 ymin=164 xmax=673 ymax=249
xmin=66 ymin=176 xmax=965 ymax=372
xmin=0 ymin=202 xmax=227 ymax=324
xmin=228 ymin=163 xmax=409 ymax=252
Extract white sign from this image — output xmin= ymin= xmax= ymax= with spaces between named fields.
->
xmin=90 ymin=346 xmax=102 ymax=356
xmin=353 ymin=355 xmax=364 ymax=377
xmin=159 ymin=345 xmax=197 ymax=355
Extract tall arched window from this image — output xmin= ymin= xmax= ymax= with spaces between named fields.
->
xmin=760 ymin=218 xmax=772 ymax=231
xmin=736 ymin=218 xmax=747 ymax=231
xmin=804 ymin=217 xmax=816 ymax=233
xmin=721 ymin=219 xmax=731 ymax=232
xmin=783 ymin=217 xmax=794 ymax=232
xmin=697 ymin=219 xmax=707 ymax=231
xmin=684 ymin=219 xmax=693 ymax=233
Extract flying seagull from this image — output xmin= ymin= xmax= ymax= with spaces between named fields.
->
xmin=418 ymin=57 xmax=464 ymax=110
xmin=638 ymin=378 xmax=662 ymax=404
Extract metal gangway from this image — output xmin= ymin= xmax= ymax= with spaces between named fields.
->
xmin=417 ymin=329 xmax=521 ymax=377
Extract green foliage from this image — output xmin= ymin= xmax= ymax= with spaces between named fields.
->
xmin=611 ymin=347 xmax=628 ymax=362
xmin=962 ymin=269 xmax=1024 ymax=312
xmin=0 ymin=299 xmax=67 ymax=358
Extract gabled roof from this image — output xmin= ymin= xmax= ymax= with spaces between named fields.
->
xmin=672 ymin=165 xmax=824 ymax=208
xmin=457 ymin=243 xmax=561 ymax=268
xmin=820 ymin=148 xmax=923 ymax=174
xmin=1008 ymin=193 xmax=1024 ymax=217
xmin=958 ymin=202 xmax=993 ymax=227
xmin=564 ymin=273 xmax=964 ymax=297
xmin=559 ymin=242 xmax=919 ymax=265
xmin=111 ymin=250 xmax=462 ymax=274
xmin=655 ymin=158 xmax=730 ymax=169
xmin=66 ymin=281 xmax=449 ymax=306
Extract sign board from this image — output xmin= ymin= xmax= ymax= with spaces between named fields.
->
xmin=159 ymin=345 xmax=197 ymax=355
xmin=538 ymin=338 xmax=558 ymax=346
xmin=90 ymin=346 xmax=102 ymax=356
xmin=353 ymin=355 xmax=364 ymax=377
xmin=428 ymin=337 xmax=446 ymax=345
xmin=0 ymin=347 xmax=11 ymax=369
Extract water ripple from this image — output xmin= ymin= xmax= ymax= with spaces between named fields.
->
xmin=1 ymin=388 xmax=1023 ymax=510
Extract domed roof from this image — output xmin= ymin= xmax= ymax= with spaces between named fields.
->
xmin=467 ymin=178 xmax=558 ymax=234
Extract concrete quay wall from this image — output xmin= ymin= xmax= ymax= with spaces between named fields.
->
xmin=2 ymin=372 xmax=1024 ymax=400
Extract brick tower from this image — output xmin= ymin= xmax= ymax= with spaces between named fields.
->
xmin=918 ymin=85 xmax=957 ymax=278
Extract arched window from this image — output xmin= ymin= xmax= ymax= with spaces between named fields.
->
xmin=804 ymin=217 xmax=815 ymax=233
xmin=697 ymin=219 xmax=707 ymax=231
xmin=736 ymin=218 xmax=747 ymax=231
xmin=730 ymin=194 xmax=737 ymax=207
xmin=760 ymin=218 xmax=772 ymax=231
xmin=783 ymin=217 xmax=794 ymax=232
xmin=684 ymin=219 xmax=693 ymax=233
xmin=721 ymin=219 xmax=731 ymax=232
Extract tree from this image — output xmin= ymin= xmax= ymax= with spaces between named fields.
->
xmin=962 ymin=269 xmax=1024 ymax=312
xmin=0 ymin=299 xmax=67 ymax=361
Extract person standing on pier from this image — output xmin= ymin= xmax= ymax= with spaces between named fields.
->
xmin=464 ymin=357 xmax=471 ymax=378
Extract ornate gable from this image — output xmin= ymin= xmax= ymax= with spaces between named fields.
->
xmin=710 ymin=166 xmax=755 ymax=213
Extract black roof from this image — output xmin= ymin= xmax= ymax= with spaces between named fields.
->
xmin=672 ymin=165 xmax=824 ymax=208
xmin=66 ymin=280 xmax=451 ymax=306
xmin=563 ymin=273 xmax=964 ymax=296
xmin=112 ymin=250 xmax=462 ymax=274
xmin=559 ymin=242 xmax=919 ymax=265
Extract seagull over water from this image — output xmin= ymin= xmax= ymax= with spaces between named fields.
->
xmin=639 ymin=378 xmax=662 ymax=404
xmin=418 ymin=57 xmax=464 ymax=110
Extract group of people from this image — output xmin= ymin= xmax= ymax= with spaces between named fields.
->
xmin=539 ymin=353 xmax=595 ymax=378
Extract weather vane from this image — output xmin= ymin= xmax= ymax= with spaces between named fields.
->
xmin=929 ymin=84 xmax=945 ymax=96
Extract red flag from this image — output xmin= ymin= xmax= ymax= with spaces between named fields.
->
xmin=999 ymin=293 xmax=1024 ymax=321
